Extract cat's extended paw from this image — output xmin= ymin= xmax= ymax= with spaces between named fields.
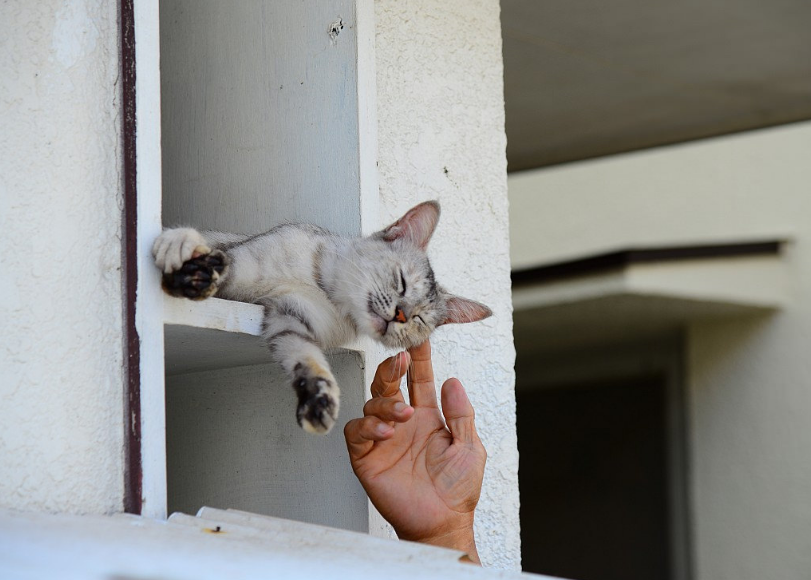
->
xmin=161 ymin=250 xmax=228 ymax=300
xmin=293 ymin=365 xmax=340 ymax=434
xmin=153 ymin=228 xmax=210 ymax=273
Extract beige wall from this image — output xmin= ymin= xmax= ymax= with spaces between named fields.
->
xmin=376 ymin=0 xmax=520 ymax=570
xmin=510 ymin=121 xmax=811 ymax=579
xmin=0 ymin=1 xmax=125 ymax=513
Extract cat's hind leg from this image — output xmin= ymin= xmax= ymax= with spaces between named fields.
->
xmin=152 ymin=228 xmax=228 ymax=300
xmin=262 ymin=301 xmax=340 ymax=434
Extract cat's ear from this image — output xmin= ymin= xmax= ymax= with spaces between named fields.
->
xmin=378 ymin=200 xmax=440 ymax=250
xmin=439 ymin=295 xmax=493 ymax=325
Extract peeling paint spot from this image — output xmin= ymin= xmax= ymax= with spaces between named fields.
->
xmin=328 ymin=18 xmax=344 ymax=43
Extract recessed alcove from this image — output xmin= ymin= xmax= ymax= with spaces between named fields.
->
xmin=152 ymin=0 xmax=377 ymax=529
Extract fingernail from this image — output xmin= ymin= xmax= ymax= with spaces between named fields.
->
xmin=393 ymin=402 xmax=409 ymax=414
xmin=376 ymin=423 xmax=392 ymax=435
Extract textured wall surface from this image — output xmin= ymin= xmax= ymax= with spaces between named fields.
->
xmin=0 ymin=1 xmax=125 ymax=514
xmin=509 ymin=122 xmax=811 ymax=579
xmin=375 ymin=1 xmax=519 ymax=569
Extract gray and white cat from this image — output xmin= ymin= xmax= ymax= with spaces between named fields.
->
xmin=152 ymin=201 xmax=491 ymax=434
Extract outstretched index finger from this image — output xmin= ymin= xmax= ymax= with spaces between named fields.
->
xmin=407 ymin=340 xmax=438 ymax=408
xmin=370 ymin=351 xmax=409 ymax=401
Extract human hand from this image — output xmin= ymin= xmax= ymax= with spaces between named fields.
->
xmin=343 ymin=340 xmax=486 ymax=563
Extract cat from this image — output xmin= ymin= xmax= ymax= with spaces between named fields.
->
xmin=152 ymin=201 xmax=491 ymax=434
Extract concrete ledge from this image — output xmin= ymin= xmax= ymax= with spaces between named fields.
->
xmin=163 ymin=295 xmax=366 ymax=375
xmin=512 ymin=241 xmax=789 ymax=354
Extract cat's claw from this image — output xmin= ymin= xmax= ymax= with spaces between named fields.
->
xmin=161 ymin=250 xmax=228 ymax=300
xmin=293 ymin=374 xmax=340 ymax=434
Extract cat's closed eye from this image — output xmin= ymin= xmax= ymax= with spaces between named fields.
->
xmin=399 ymin=270 xmax=407 ymax=296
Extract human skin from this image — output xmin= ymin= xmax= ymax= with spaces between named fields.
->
xmin=343 ymin=340 xmax=487 ymax=564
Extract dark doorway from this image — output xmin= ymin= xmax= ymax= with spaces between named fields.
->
xmin=518 ymin=375 xmax=671 ymax=580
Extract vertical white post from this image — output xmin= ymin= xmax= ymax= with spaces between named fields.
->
xmin=134 ymin=0 xmax=167 ymax=519
xmin=352 ymin=0 xmax=396 ymax=538
xmin=356 ymin=0 xmax=380 ymax=239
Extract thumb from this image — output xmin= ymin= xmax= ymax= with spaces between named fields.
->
xmin=440 ymin=378 xmax=479 ymax=444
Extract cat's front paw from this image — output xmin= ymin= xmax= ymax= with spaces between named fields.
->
xmin=293 ymin=364 xmax=340 ymax=434
xmin=153 ymin=228 xmax=210 ymax=273
xmin=152 ymin=228 xmax=228 ymax=300
xmin=161 ymin=250 xmax=228 ymax=300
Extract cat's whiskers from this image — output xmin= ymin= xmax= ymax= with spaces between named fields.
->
xmin=323 ymin=245 xmax=369 ymax=278
xmin=320 ymin=246 xmax=369 ymax=287
xmin=327 ymin=246 xmax=396 ymax=301
xmin=406 ymin=357 xmax=416 ymax=406
xmin=388 ymin=351 xmax=403 ymax=386
xmin=329 ymin=265 xmax=370 ymax=294
xmin=323 ymin=247 xmax=389 ymax=299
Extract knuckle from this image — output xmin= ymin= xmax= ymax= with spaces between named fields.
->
xmin=343 ymin=419 xmax=357 ymax=436
xmin=360 ymin=416 xmax=378 ymax=435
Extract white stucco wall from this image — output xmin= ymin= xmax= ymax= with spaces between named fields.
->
xmin=375 ymin=1 xmax=519 ymax=570
xmin=509 ymin=122 xmax=811 ymax=579
xmin=0 ymin=0 xmax=519 ymax=557
xmin=0 ymin=1 xmax=125 ymax=514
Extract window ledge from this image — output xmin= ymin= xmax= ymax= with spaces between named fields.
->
xmin=512 ymin=239 xmax=789 ymax=353
xmin=163 ymin=295 xmax=367 ymax=374
xmin=0 ymin=507 xmax=538 ymax=579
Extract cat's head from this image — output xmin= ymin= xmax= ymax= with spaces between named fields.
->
xmin=350 ymin=200 xmax=492 ymax=349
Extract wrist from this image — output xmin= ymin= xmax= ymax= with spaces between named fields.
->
xmin=423 ymin=528 xmax=480 ymax=565
xmin=399 ymin=520 xmax=480 ymax=565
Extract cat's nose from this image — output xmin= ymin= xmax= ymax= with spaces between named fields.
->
xmin=394 ymin=305 xmax=408 ymax=323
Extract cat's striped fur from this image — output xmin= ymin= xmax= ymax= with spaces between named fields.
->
xmin=152 ymin=201 xmax=491 ymax=434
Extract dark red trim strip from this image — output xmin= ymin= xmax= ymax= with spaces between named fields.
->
xmin=121 ymin=0 xmax=142 ymax=515
xmin=512 ymin=241 xmax=783 ymax=286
